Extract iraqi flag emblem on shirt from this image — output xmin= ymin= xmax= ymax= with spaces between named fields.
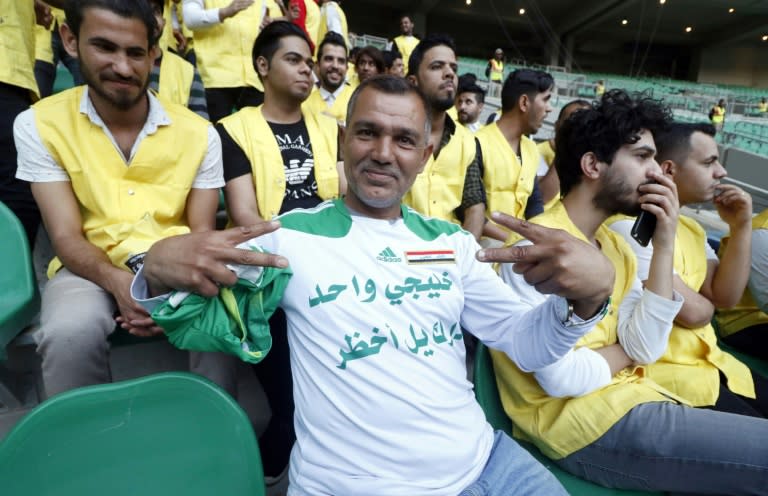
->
xmin=405 ymin=250 xmax=456 ymax=265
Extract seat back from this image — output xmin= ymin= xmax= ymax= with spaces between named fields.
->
xmin=0 ymin=372 xmax=266 ymax=496
xmin=473 ymin=343 xmax=663 ymax=495
xmin=0 ymin=201 xmax=39 ymax=360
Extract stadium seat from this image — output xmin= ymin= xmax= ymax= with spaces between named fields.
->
xmin=473 ymin=343 xmax=664 ymax=495
xmin=0 ymin=372 xmax=266 ymax=496
xmin=0 ymin=201 xmax=40 ymax=408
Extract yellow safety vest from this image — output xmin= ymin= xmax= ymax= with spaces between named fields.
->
xmin=537 ymin=140 xmax=554 ymax=167
xmin=34 ymin=23 xmax=54 ymax=65
xmin=220 ymin=105 xmax=340 ymax=219
xmin=316 ymin=0 xmax=348 ymax=52
xmin=301 ymin=84 xmax=354 ymax=124
xmin=492 ymin=202 xmax=680 ymax=459
xmin=393 ymin=35 xmax=419 ymax=73
xmin=304 ymin=0 xmax=320 ymax=48
xmin=716 ymin=209 xmax=768 ymax=337
xmin=476 ymin=123 xmax=540 ymax=221
xmin=0 ymin=1 xmax=38 ymax=98
xmin=157 ymin=49 xmax=194 ymax=108
xmin=645 ymin=215 xmax=755 ymax=405
xmin=489 ymin=59 xmax=504 ymax=82
xmin=402 ymin=117 xmax=476 ymax=225
xmin=758 ymin=102 xmax=768 ymax=113
xmin=711 ymin=105 xmax=725 ymax=124
xmin=158 ymin=0 xmax=175 ymax=52
xmin=33 ymin=87 xmax=209 ymax=276
xmin=193 ymin=0 xmax=278 ymax=91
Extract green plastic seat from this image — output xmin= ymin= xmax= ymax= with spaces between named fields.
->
xmin=473 ymin=343 xmax=662 ymax=495
xmin=0 ymin=372 xmax=266 ymax=496
xmin=0 ymin=201 xmax=39 ymax=363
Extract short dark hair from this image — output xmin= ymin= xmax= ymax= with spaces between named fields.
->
xmin=65 ymin=0 xmax=159 ymax=47
xmin=557 ymin=99 xmax=590 ymax=122
xmin=554 ymin=89 xmax=673 ymax=197
xmin=148 ymin=0 xmax=163 ymax=13
xmin=317 ymin=32 xmax=348 ymax=60
xmin=252 ymin=21 xmax=311 ymax=79
xmin=383 ymin=50 xmax=402 ymax=70
xmin=400 ymin=13 xmax=414 ymax=22
xmin=654 ymin=122 xmax=716 ymax=166
xmin=457 ymin=83 xmax=485 ymax=104
xmin=356 ymin=46 xmax=385 ymax=74
xmin=500 ymin=69 xmax=554 ymax=112
xmin=408 ymin=33 xmax=456 ymax=76
xmin=346 ymin=75 xmax=432 ymax=143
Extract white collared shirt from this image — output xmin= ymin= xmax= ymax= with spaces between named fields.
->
xmin=14 ymin=87 xmax=223 ymax=189
xmin=318 ymin=83 xmax=347 ymax=108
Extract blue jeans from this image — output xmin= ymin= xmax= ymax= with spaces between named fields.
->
xmin=555 ymin=402 xmax=768 ymax=494
xmin=459 ymin=430 xmax=567 ymax=496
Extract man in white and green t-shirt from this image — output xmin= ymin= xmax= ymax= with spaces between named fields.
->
xmin=132 ymin=76 xmax=615 ymax=495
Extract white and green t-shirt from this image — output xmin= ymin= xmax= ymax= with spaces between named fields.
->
xmin=135 ymin=198 xmax=599 ymax=495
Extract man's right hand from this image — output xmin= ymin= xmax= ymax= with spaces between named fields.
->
xmin=476 ymin=212 xmax=615 ymax=319
xmin=220 ymin=0 xmax=255 ymax=20
xmin=143 ymin=222 xmax=288 ymax=297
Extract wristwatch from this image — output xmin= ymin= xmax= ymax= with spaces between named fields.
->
xmin=555 ymin=297 xmax=611 ymax=327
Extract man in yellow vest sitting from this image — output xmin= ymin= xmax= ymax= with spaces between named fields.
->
xmin=389 ymin=14 xmax=419 ymax=75
xmin=610 ymin=122 xmax=768 ymax=416
xmin=181 ymin=0 xmax=281 ymax=122
xmin=148 ymin=0 xmax=208 ymax=118
xmin=215 ymin=21 xmax=343 ymax=481
xmin=13 ymin=0 xmax=222 ymax=398
xmin=494 ymin=90 xmax=768 ymax=493
xmin=536 ymin=99 xmax=590 ymax=208
xmin=716 ymin=207 xmax=768 ymax=360
xmin=476 ymin=69 xmax=550 ymax=242
xmin=303 ymin=32 xmax=353 ymax=126
xmin=405 ymin=34 xmax=486 ymax=240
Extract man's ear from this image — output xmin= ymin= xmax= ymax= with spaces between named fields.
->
xmin=519 ymin=93 xmax=529 ymax=113
xmin=580 ymin=151 xmax=601 ymax=180
xmin=59 ymin=22 xmax=79 ymax=59
xmin=659 ymin=159 xmax=676 ymax=176
xmin=256 ymin=55 xmax=269 ymax=78
xmin=407 ymin=73 xmax=418 ymax=87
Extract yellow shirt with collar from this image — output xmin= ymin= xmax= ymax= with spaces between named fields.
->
xmin=492 ymin=202 xmax=679 ymax=459
xmin=302 ymin=84 xmax=354 ymax=125
xmin=33 ymin=87 xmax=210 ymax=277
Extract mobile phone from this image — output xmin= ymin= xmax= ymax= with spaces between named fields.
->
xmin=631 ymin=210 xmax=657 ymax=247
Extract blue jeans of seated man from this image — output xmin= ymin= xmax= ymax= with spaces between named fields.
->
xmin=459 ymin=430 xmax=567 ymax=496
xmin=555 ymin=402 xmax=768 ymax=495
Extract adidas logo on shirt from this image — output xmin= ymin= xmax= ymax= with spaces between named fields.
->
xmin=376 ymin=247 xmax=402 ymax=263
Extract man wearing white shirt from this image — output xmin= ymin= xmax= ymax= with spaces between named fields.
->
xmin=13 ymin=0 xmax=222 ymax=398
xmin=132 ymin=76 xmax=617 ymax=495
xmin=494 ymin=90 xmax=768 ymax=493
xmin=302 ymin=32 xmax=353 ymax=125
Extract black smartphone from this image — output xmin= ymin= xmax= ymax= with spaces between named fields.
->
xmin=631 ymin=210 xmax=657 ymax=247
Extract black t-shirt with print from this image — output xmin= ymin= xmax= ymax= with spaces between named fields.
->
xmin=218 ymin=119 xmax=323 ymax=214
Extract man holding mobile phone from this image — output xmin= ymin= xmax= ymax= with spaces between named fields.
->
xmin=492 ymin=91 xmax=768 ymax=493
xmin=609 ymin=122 xmax=768 ymax=417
